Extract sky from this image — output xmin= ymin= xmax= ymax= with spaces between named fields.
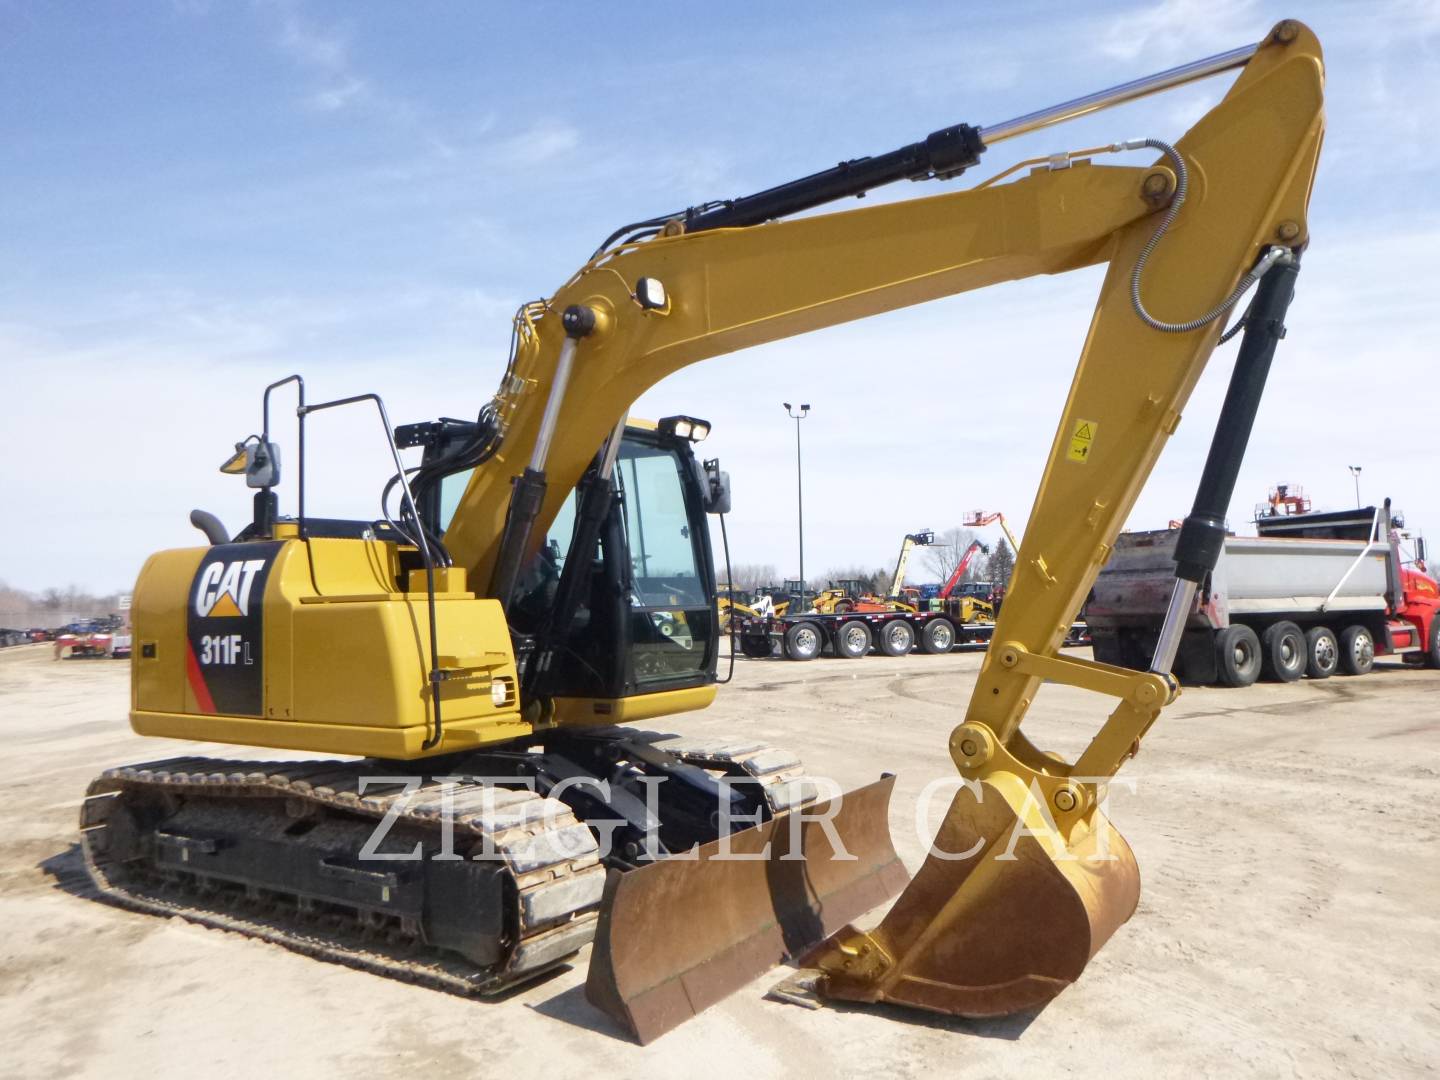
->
xmin=3 ymin=0 xmax=1437 ymax=594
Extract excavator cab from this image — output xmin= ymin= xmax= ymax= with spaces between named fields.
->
xmin=428 ymin=419 xmax=723 ymax=704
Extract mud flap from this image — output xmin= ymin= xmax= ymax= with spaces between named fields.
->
xmin=815 ymin=776 xmax=1140 ymax=1017
xmin=585 ymin=775 xmax=907 ymax=1044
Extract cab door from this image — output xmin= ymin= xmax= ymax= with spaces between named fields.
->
xmin=614 ymin=435 xmax=717 ymax=692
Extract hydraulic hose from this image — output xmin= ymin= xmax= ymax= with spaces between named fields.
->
xmin=1124 ymin=137 xmax=1288 ymax=334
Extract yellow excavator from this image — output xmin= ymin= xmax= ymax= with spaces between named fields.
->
xmin=81 ymin=21 xmax=1324 ymax=1045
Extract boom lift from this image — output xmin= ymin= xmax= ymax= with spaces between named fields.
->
xmin=963 ymin=509 xmax=1022 ymax=559
xmin=81 ymin=21 xmax=1325 ymax=1044
xmin=937 ymin=539 xmax=990 ymax=600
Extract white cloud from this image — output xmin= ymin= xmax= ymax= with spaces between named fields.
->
xmin=496 ymin=123 xmax=580 ymax=167
xmin=276 ymin=7 xmax=349 ymax=73
xmin=1098 ymin=0 xmax=1261 ymax=62
xmin=308 ymin=75 xmax=367 ymax=113
xmin=268 ymin=3 xmax=373 ymax=114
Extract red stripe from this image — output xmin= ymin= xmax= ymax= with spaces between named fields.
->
xmin=185 ymin=639 xmax=217 ymax=714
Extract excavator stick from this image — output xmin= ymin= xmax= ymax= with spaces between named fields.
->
xmin=586 ymin=776 xmax=907 ymax=1043
xmin=816 ymin=777 xmax=1138 ymax=1016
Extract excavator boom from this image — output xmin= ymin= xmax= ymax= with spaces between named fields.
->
xmin=565 ymin=20 xmax=1323 ymax=1035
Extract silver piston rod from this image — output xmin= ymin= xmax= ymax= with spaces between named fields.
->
xmin=1150 ymin=578 xmax=1198 ymax=674
xmin=489 ymin=304 xmax=598 ymax=607
xmin=979 ymin=41 xmax=1260 ymax=146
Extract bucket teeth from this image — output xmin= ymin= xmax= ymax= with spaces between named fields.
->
xmin=814 ymin=777 xmax=1140 ymax=1018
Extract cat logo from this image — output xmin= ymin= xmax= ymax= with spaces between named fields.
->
xmin=194 ymin=558 xmax=268 ymax=618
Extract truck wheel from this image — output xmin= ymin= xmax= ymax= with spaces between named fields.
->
xmin=1426 ymin=618 xmax=1440 ymax=670
xmin=1260 ymin=621 xmax=1306 ymax=682
xmin=835 ymin=620 xmax=872 ymax=659
xmin=1303 ymin=626 xmax=1339 ymax=679
xmin=1215 ymin=625 xmax=1261 ymax=687
xmin=740 ymin=635 xmax=773 ymax=659
xmin=1090 ymin=631 xmax=1122 ymax=667
xmin=783 ymin=622 xmax=823 ymax=661
xmin=877 ymin=619 xmax=915 ymax=657
xmin=919 ymin=619 xmax=955 ymax=655
xmin=1338 ymin=625 xmax=1375 ymax=676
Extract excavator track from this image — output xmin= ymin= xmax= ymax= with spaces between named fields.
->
xmin=79 ymin=732 xmax=821 ymax=996
xmin=81 ymin=757 xmax=606 ymax=994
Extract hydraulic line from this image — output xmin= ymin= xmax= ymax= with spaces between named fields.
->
xmin=1124 ymin=137 xmax=1289 ymax=333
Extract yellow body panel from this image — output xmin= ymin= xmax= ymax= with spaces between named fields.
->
xmin=130 ymin=538 xmax=530 ymax=759
xmin=549 ymin=686 xmax=716 ymax=727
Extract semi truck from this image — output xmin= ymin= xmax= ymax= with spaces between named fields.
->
xmin=1085 ymin=500 xmax=1439 ymax=686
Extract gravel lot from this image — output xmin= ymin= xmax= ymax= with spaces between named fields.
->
xmin=2 ymin=641 xmax=1437 ymax=1078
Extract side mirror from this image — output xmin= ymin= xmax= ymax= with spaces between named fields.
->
xmin=702 ymin=458 xmax=731 ymax=515
xmin=219 ymin=438 xmax=281 ymax=488
xmin=246 ymin=439 xmax=281 ymax=489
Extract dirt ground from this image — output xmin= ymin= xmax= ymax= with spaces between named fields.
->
xmin=1 ymin=641 xmax=1437 ymax=1078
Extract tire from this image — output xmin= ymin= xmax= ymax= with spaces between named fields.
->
xmin=1338 ymin=625 xmax=1375 ymax=676
xmin=783 ymin=622 xmax=823 ymax=661
xmin=740 ymin=634 xmax=773 ymax=659
xmin=835 ymin=620 xmax=872 ymax=659
xmin=1090 ymin=631 xmax=1123 ymax=667
xmin=1426 ymin=618 xmax=1440 ymax=670
xmin=1304 ymin=626 xmax=1338 ymax=679
xmin=918 ymin=619 xmax=955 ymax=655
xmin=833 ymin=599 xmax=854 ymax=614
xmin=1260 ymin=621 xmax=1306 ymax=682
xmin=1214 ymin=624 xmax=1261 ymax=687
xmin=876 ymin=619 xmax=915 ymax=657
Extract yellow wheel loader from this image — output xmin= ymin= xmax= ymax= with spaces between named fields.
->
xmin=81 ymin=21 xmax=1325 ymax=1044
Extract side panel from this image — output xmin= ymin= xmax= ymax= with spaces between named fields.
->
xmin=1089 ymin=530 xmax=1390 ymax=629
xmin=1222 ymin=537 xmax=1388 ymax=615
xmin=131 ymin=537 xmax=531 ymax=759
xmin=132 ymin=547 xmax=208 ymax=716
xmin=186 ymin=542 xmax=282 ymax=716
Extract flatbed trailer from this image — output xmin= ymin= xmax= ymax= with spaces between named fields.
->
xmin=737 ymin=608 xmax=1087 ymax=660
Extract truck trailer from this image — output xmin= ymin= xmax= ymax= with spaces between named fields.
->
xmin=1085 ymin=501 xmax=1439 ymax=686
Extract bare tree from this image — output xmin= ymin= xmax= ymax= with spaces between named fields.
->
xmin=810 ymin=566 xmax=888 ymax=595
xmin=922 ymin=527 xmax=978 ymax=583
xmin=0 ymin=581 xmax=126 ymax=628
xmin=724 ymin=564 xmax=778 ymax=592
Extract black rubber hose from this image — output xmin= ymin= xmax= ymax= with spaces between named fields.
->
xmin=189 ymin=509 xmax=230 ymax=545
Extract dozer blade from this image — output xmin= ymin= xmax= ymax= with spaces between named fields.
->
xmin=814 ymin=775 xmax=1139 ymax=1017
xmin=585 ymin=775 xmax=907 ymax=1044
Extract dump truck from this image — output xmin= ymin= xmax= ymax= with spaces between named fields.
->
xmin=1086 ymin=500 xmax=1439 ymax=685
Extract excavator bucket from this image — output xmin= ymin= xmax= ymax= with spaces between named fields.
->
xmin=814 ymin=774 xmax=1139 ymax=1017
xmin=586 ymin=775 xmax=908 ymax=1043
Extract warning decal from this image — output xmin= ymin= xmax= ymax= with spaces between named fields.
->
xmin=1067 ymin=419 xmax=1097 ymax=463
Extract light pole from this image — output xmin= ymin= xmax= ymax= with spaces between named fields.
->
xmin=784 ymin=402 xmax=810 ymax=602
xmin=1348 ymin=465 xmax=1363 ymax=508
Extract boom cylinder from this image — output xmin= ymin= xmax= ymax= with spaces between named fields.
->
xmin=1151 ymin=253 xmax=1301 ymax=673
xmin=683 ymin=36 xmax=1265 ymax=235
xmin=488 ymin=305 xmax=596 ymax=610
